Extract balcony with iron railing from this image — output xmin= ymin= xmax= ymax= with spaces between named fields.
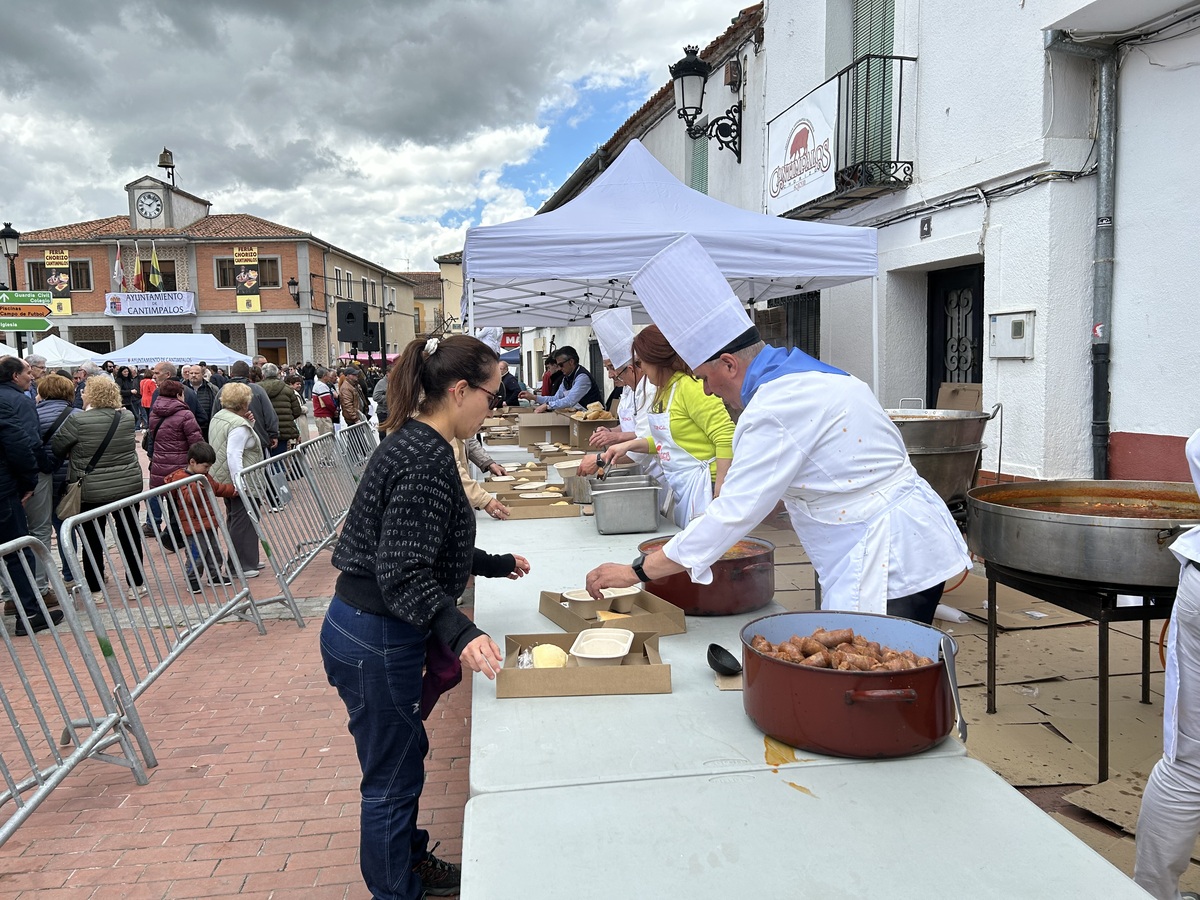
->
xmin=788 ymin=54 xmax=917 ymax=218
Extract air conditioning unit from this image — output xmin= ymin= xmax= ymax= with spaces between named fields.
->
xmin=533 ymin=337 xmax=546 ymax=352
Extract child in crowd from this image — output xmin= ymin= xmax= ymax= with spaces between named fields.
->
xmin=164 ymin=441 xmax=237 ymax=593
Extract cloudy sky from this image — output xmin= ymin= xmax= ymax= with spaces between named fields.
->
xmin=0 ymin=0 xmax=739 ymax=272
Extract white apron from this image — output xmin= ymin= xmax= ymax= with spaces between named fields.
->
xmin=649 ymin=381 xmax=713 ymax=528
xmin=616 ymin=385 xmax=662 ymax=480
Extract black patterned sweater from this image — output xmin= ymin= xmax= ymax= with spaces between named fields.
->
xmin=333 ymin=419 xmax=512 ymax=654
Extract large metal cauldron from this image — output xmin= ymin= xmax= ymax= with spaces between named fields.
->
xmin=886 ymin=406 xmax=998 ymax=504
xmin=967 ymin=480 xmax=1200 ymax=589
xmin=740 ymin=611 xmax=965 ymax=759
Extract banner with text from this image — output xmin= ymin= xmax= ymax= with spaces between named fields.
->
xmin=44 ymin=249 xmax=71 ymax=301
xmin=233 ymin=246 xmax=261 ymax=313
xmin=104 ymin=292 xmax=197 ymax=317
xmin=766 ymin=79 xmax=838 ymax=215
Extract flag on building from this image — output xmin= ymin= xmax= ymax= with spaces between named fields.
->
xmin=113 ymin=243 xmax=127 ymax=292
xmin=132 ymin=242 xmax=144 ymax=292
xmin=149 ymin=242 xmax=164 ymax=292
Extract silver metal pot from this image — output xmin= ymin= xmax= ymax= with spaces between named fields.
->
xmin=907 ymin=443 xmax=985 ymax=505
xmin=967 ymin=480 xmax=1200 ymax=588
xmin=592 ymin=484 xmax=662 ymax=535
xmin=885 ymin=406 xmax=996 ymax=449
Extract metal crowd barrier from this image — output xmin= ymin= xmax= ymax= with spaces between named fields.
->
xmin=0 ymin=537 xmax=150 ymax=847
xmin=61 ymin=476 xmax=266 ymax=736
xmin=235 ymin=447 xmax=340 ymax=624
xmin=296 ymin=433 xmax=358 ymax=527
xmin=334 ymin=421 xmax=379 ymax=485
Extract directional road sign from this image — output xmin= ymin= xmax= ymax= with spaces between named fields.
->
xmin=0 ymin=291 xmax=54 ymax=332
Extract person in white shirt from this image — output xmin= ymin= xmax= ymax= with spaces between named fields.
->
xmin=1134 ymin=429 xmax=1200 ymax=900
xmin=586 ymin=235 xmax=970 ymax=623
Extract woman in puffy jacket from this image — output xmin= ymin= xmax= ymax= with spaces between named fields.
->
xmin=52 ymin=377 xmax=145 ymax=594
xmin=145 ymin=379 xmax=204 ymax=533
xmin=29 ymin=374 xmax=79 ymax=589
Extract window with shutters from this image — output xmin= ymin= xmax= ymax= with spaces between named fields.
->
xmin=689 ymin=132 xmax=709 ymax=194
xmin=851 ymin=0 xmax=895 ymax=166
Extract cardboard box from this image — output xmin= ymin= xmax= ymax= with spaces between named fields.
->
xmin=517 ymin=412 xmax=571 ymax=447
xmin=936 ymin=382 xmax=983 ymax=411
xmin=482 ymin=430 xmax=519 ymax=446
xmin=538 ymin=589 xmax=687 ymax=637
xmin=503 ymin=498 xmax=580 ymax=519
xmin=566 ymin=414 xmax=619 ymax=449
xmin=492 ymin=482 xmax=565 ymax=497
xmin=495 ymin=632 xmax=672 ymax=698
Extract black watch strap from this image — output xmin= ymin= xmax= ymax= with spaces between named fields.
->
xmin=631 ymin=554 xmax=648 ymax=583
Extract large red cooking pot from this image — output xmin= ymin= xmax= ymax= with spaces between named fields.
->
xmin=638 ymin=537 xmax=775 ymax=616
xmin=740 ymin=611 xmax=967 ymax=759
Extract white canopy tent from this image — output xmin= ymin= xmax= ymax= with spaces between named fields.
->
xmin=30 ymin=334 xmax=99 ymax=368
xmin=104 ymin=333 xmax=251 ymax=368
xmin=463 ymin=139 xmax=878 ymax=328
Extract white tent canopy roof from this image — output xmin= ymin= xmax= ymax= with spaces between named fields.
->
xmin=30 ymin=334 xmax=100 ymax=368
xmin=463 ymin=139 xmax=878 ymax=328
xmin=103 ymin=333 xmax=251 ymax=368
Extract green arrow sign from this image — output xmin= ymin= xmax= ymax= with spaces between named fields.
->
xmin=0 ymin=317 xmax=51 ymax=332
xmin=0 ymin=291 xmax=53 ymax=305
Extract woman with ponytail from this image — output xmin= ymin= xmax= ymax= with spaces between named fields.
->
xmin=321 ymin=335 xmax=529 ymax=900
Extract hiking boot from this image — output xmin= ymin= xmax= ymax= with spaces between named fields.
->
xmin=2 ymin=600 xmax=14 ymax=616
xmin=15 ymin=609 xmax=65 ymax=636
xmin=412 ymin=841 xmax=460 ymax=897
xmin=142 ymin=522 xmax=156 ymax=538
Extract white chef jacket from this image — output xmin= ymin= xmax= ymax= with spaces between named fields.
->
xmin=662 ymin=370 xmax=971 ymax=613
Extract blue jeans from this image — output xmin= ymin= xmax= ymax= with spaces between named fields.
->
xmin=303 ymin=378 xmax=314 ymax=400
xmin=321 ymin=597 xmax=429 ymax=900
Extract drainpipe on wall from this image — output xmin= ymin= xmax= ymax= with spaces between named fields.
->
xmin=1045 ymin=31 xmax=1118 ymax=479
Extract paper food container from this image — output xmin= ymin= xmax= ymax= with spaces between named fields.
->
xmin=569 ymin=629 xmax=634 ymax=666
xmin=538 ymin=589 xmax=687 ymax=636
xmin=496 ymin=632 xmax=671 ymax=698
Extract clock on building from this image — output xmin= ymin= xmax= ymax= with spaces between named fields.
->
xmin=136 ymin=191 xmax=163 ymax=219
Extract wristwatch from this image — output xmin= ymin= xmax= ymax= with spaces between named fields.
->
xmin=631 ymin=554 xmax=648 ymax=583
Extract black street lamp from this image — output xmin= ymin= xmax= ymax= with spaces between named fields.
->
xmin=287 ymin=276 xmax=300 ymax=306
xmin=669 ymin=46 xmax=742 ymax=163
xmin=0 ymin=222 xmax=25 ymax=356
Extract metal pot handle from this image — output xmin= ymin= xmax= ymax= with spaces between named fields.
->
xmin=843 ymin=688 xmax=918 ymax=705
xmin=941 ymin=635 xmax=968 ymax=744
xmin=898 ymin=397 xmax=924 ymax=409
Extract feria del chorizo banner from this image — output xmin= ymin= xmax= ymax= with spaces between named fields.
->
xmin=766 ymin=79 xmax=838 ymax=216
xmin=233 ymin=246 xmax=261 ymax=313
xmin=104 ymin=292 xmax=197 ymax=317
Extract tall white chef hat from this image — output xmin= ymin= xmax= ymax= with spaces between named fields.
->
xmin=630 ymin=234 xmax=757 ymax=370
xmin=591 ymin=307 xmax=635 ymax=369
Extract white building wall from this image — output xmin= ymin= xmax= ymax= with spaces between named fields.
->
xmin=1107 ymin=28 xmax=1200 ymax=436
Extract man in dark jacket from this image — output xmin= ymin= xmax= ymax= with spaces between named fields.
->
xmin=0 ymin=357 xmax=63 ymax=634
xmin=185 ymin=364 xmax=221 ymax=439
xmin=259 ymin=364 xmax=302 ymax=454
xmin=150 ymin=361 xmax=200 ymax=420
xmin=229 ymin=361 xmax=279 ymax=450
xmin=300 ymin=361 xmax=317 ymax=400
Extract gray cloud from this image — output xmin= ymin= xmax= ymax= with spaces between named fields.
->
xmin=2 ymin=0 xmax=739 ymax=266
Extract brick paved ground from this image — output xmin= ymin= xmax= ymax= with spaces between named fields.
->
xmin=0 ymin=415 xmax=475 ymax=897
xmin=0 ymin=572 xmax=473 ymax=899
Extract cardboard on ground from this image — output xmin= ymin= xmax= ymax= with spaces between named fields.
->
xmin=942 ymin=571 xmax=1091 ymax=629
xmin=966 ymin=721 xmax=1100 ymax=786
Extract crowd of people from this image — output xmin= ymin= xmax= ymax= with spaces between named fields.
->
xmin=0 ymin=353 xmax=378 ymax=635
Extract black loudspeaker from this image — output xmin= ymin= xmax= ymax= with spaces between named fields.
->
xmin=336 ymin=302 xmax=368 ymax=344
xmin=364 ymin=320 xmax=382 ymax=353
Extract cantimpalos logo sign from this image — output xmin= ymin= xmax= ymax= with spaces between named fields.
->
xmin=104 ymin=292 xmax=197 ymax=317
xmin=769 ymin=119 xmax=832 ymax=199
xmin=766 ymin=80 xmax=838 ymax=215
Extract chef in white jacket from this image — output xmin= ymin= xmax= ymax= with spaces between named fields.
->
xmin=1134 ymin=429 xmax=1200 ymax=900
xmin=586 ymin=235 xmax=970 ymax=623
xmin=578 ymin=308 xmax=662 ymax=481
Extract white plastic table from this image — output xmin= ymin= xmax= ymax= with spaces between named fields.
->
xmin=469 ymin=515 xmax=965 ymax=796
xmin=461 ymin=756 xmax=1150 ymax=899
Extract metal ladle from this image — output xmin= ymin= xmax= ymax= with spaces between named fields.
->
xmin=707 ymin=643 xmax=743 ymax=677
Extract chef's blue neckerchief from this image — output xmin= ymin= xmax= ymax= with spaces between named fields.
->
xmin=740 ymin=345 xmax=848 ymax=407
